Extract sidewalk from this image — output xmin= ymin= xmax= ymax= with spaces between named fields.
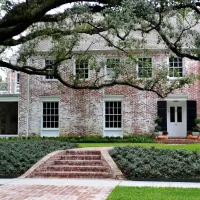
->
xmin=1 ymin=178 xmax=200 ymax=200
xmin=1 ymin=178 xmax=200 ymax=188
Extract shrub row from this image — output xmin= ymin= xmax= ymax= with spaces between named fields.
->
xmin=0 ymin=135 xmax=154 ymax=143
xmin=0 ymin=140 xmax=77 ymax=176
xmin=110 ymin=146 xmax=200 ymax=180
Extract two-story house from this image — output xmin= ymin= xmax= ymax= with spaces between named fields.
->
xmin=0 ymin=32 xmax=200 ymax=138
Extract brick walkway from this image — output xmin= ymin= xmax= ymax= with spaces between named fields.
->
xmin=0 ymin=184 xmax=113 ymax=200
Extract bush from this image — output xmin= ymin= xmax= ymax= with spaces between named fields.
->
xmin=0 ymin=135 xmax=155 ymax=143
xmin=110 ymin=146 xmax=200 ymax=180
xmin=49 ymin=135 xmax=154 ymax=143
xmin=0 ymin=140 xmax=77 ymax=176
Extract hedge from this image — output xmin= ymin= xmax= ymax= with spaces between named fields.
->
xmin=110 ymin=146 xmax=200 ymax=180
xmin=0 ymin=140 xmax=77 ymax=176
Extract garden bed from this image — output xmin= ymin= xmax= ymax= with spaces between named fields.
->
xmin=110 ymin=146 xmax=200 ymax=180
xmin=0 ymin=140 xmax=77 ymax=177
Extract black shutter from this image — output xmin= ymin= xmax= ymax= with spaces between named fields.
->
xmin=187 ymin=100 xmax=197 ymax=131
xmin=157 ymin=101 xmax=167 ymax=131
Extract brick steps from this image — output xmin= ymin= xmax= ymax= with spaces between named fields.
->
xmin=46 ymin=165 xmax=110 ymax=172
xmin=54 ymin=160 xmax=104 ymax=166
xmin=34 ymin=171 xmax=113 ymax=178
xmin=60 ymin=155 xmax=101 ymax=160
xmin=157 ymin=138 xmax=200 ymax=144
xmin=65 ymin=150 xmax=101 ymax=155
xmin=30 ymin=150 xmax=114 ymax=179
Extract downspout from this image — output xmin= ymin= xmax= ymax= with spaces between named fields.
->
xmin=26 ymin=74 xmax=30 ymax=138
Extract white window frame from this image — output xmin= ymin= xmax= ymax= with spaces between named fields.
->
xmin=15 ymin=72 xmax=20 ymax=94
xmin=137 ymin=57 xmax=153 ymax=79
xmin=43 ymin=59 xmax=57 ymax=81
xmin=105 ymin=58 xmax=121 ymax=80
xmin=168 ymin=57 xmax=184 ymax=79
xmin=40 ymin=96 xmax=60 ymax=131
xmin=103 ymin=95 xmax=124 ymax=131
xmin=74 ymin=58 xmax=90 ymax=80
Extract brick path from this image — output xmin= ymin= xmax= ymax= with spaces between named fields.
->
xmin=0 ymin=184 xmax=113 ymax=200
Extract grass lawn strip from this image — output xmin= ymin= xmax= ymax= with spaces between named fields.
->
xmin=78 ymin=143 xmax=200 ymax=152
xmin=107 ymin=186 xmax=200 ymax=200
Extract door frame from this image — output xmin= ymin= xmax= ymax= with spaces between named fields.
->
xmin=165 ymin=94 xmax=188 ymax=137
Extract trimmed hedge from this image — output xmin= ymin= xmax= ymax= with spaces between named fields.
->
xmin=110 ymin=146 xmax=200 ymax=180
xmin=0 ymin=140 xmax=77 ymax=176
xmin=0 ymin=135 xmax=154 ymax=143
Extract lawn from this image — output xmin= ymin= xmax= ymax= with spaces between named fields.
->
xmin=78 ymin=143 xmax=200 ymax=152
xmin=107 ymin=186 xmax=200 ymax=200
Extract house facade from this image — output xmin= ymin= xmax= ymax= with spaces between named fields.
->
xmin=0 ymin=34 xmax=200 ymax=138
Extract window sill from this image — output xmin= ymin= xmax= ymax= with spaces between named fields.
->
xmin=41 ymin=128 xmax=59 ymax=130
xmin=104 ymin=128 xmax=123 ymax=130
xmin=42 ymin=79 xmax=58 ymax=82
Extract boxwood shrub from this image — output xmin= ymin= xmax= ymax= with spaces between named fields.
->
xmin=0 ymin=140 xmax=77 ymax=177
xmin=110 ymin=146 xmax=200 ymax=180
xmin=0 ymin=135 xmax=154 ymax=143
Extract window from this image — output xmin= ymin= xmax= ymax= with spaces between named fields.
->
xmin=45 ymin=59 xmax=56 ymax=79
xmin=42 ymin=102 xmax=59 ymax=128
xmin=169 ymin=57 xmax=183 ymax=77
xmin=106 ymin=58 xmax=120 ymax=79
xmin=105 ymin=101 xmax=122 ymax=128
xmin=138 ymin=58 xmax=152 ymax=78
xmin=16 ymin=72 xmax=20 ymax=84
xmin=75 ymin=59 xmax=89 ymax=79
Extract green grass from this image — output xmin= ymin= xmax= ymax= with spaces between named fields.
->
xmin=78 ymin=143 xmax=200 ymax=152
xmin=107 ymin=186 xmax=200 ymax=200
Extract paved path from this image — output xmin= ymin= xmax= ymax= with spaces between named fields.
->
xmin=1 ymin=178 xmax=200 ymax=200
xmin=0 ymin=184 xmax=113 ymax=200
xmin=0 ymin=179 xmax=119 ymax=200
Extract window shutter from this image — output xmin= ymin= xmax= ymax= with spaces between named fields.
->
xmin=157 ymin=101 xmax=167 ymax=131
xmin=187 ymin=100 xmax=197 ymax=131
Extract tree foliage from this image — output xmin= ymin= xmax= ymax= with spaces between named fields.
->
xmin=0 ymin=0 xmax=200 ymax=97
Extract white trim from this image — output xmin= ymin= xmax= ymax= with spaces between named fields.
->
xmin=103 ymin=95 xmax=124 ymax=101
xmin=103 ymin=96 xmax=124 ymax=137
xmin=40 ymin=97 xmax=60 ymax=137
xmin=74 ymin=58 xmax=90 ymax=81
xmin=0 ymin=135 xmax=19 ymax=138
xmin=104 ymin=58 xmax=121 ymax=80
xmin=165 ymin=94 xmax=188 ymax=101
xmin=42 ymin=59 xmax=58 ymax=81
xmin=0 ymin=95 xmax=19 ymax=102
xmin=168 ymin=57 xmax=184 ymax=79
xmin=137 ymin=57 xmax=153 ymax=79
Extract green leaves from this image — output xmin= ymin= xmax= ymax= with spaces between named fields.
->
xmin=111 ymin=146 xmax=200 ymax=179
xmin=0 ymin=140 xmax=77 ymax=176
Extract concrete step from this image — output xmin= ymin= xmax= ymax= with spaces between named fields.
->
xmin=54 ymin=160 xmax=104 ymax=166
xmin=60 ymin=155 xmax=101 ymax=160
xmin=34 ymin=171 xmax=113 ymax=178
xmin=46 ymin=165 xmax=110 ymax=172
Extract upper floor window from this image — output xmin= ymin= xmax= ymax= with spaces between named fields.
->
xmin=105 ymin=58 xmax=120 ymax=79
xmin=45 ymin=59 xmax=56 ymax=80
xmin=75 ymin=59 xmax=89 ymax=80
xmin=16 ymin=72 xmax=20 ymax=84
xmin=138 ymin=58 xmax=152 ymax=78
xmin=169 ymin=57 xmax=183 ymax=77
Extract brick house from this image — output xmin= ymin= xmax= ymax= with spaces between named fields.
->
xmin=0 ymin=33 xmax=200 ymax=138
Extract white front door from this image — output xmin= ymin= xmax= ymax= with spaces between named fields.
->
xmin=167 ymin=101 xmax=186 ymax=137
